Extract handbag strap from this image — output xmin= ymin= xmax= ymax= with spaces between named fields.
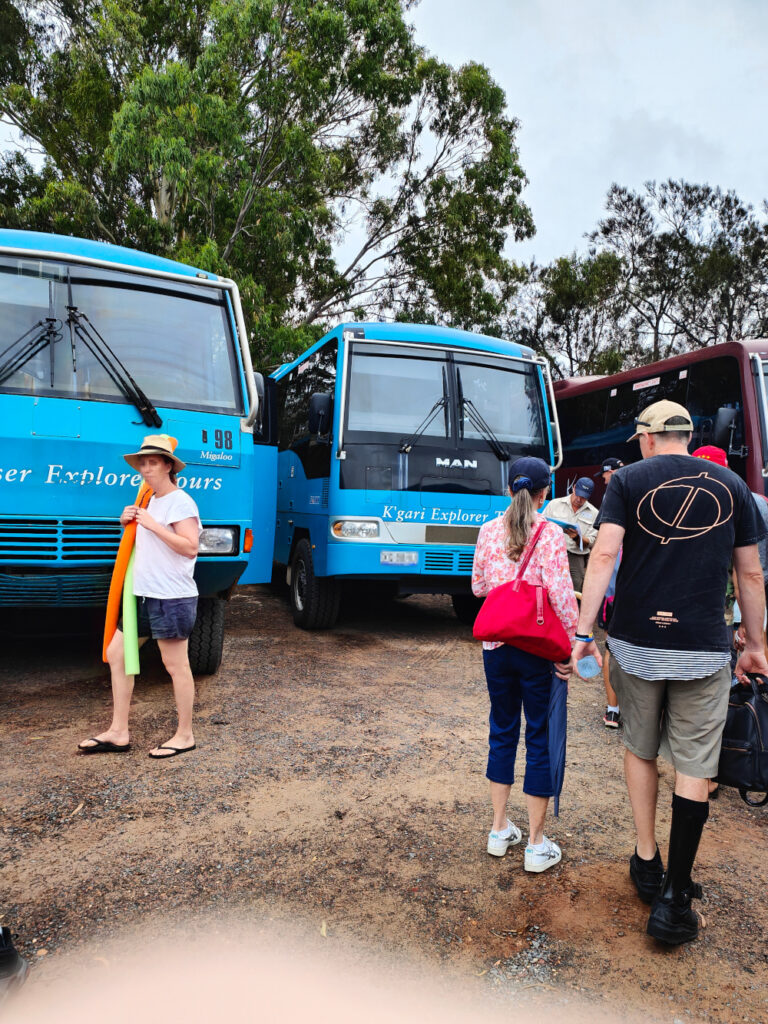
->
xmin=513 ymin=521 xmax=546 ymax=589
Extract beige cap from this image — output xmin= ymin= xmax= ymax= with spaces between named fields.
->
xmin=627 ymin=400 xmax=693 ymax=441
xmin=123 ymin=434 xmax=185 ymax=472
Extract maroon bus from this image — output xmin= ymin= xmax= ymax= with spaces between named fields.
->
xmin=553 ymin=340 xmax=768 ymax=503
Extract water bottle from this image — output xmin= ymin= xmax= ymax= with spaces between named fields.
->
xmin=577 ymin=654 xmax=600 ymax=679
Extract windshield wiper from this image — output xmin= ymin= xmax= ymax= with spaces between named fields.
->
xmin=457 ymin=369 xmax=509 ymax=462
xmin=66 ymin=271 xmax=162 ymax=427
xmin=399 ymin=367 xmax=450 ymax=453
xmin=0 ymin=282 xmax=62 ymax=387
xmin=398 ymin=396 xmax=447 ymax=453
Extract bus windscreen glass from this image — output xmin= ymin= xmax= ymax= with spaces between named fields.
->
xmin=346 ymin=345 xmax=451 ymax=437
xmin=455 ymin=355 xmax=548 ymax=452
xmin=0 ymin=257 xmax=242 ymax=413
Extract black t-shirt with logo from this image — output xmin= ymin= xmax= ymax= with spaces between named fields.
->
xmin=599 ymin=454 xmax=765 ymax=652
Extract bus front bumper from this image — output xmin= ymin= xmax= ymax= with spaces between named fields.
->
xmin=0 ymin=559 xmax=249 ymax=607
xmin=324 ymin=540 xmax=475 ymax=581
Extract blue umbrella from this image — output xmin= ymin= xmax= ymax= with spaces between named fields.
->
xmin=547 ymin=672 xmax=568 ymax=816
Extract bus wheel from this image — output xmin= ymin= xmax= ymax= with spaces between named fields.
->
xmin=188 ymin=596 xmax=226 ymax=674
xmin=290 ymin=539 xmax=341 ymax=629
xmin=451 ymin=593 xmax=484 ymax=626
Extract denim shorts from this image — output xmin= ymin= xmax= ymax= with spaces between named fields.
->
xmin=127 ymin=596 xmax=198 ymax=640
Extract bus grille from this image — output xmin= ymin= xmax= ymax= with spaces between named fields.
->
xmin=0 ymin=519 xmax=122 ymax=562
xmin=0 ymin=570 xmax=112 ymax=606
xmin=457 ymin=552 xmax=474 ymax=573
xmin=423 ymin=550 xmax=474 ymax=574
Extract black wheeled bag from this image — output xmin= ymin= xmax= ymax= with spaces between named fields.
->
xmin=716 ymin=673 xmax=768 ymax=807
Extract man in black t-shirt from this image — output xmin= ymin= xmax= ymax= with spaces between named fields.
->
xmin=573 ymin=400 xmax=768 ymax=946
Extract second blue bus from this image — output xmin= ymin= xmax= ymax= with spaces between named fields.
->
xmin=269 ymin=322 xmax=562 ymax=628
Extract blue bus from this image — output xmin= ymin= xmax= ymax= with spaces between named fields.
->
xmin=0 ymin=230 xmax=276 ymax=672
xmin=270 ymin=322 xmax=562 ymax=628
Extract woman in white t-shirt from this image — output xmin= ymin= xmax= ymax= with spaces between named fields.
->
xmin=78 ymin=434 xmax=202 ymax=759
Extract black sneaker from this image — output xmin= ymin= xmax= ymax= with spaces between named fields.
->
xmin=0 ymin=927 xmax=28 ymax=1005
xmin=646 ymin=883 xmax=703 ymax=945
xmin=603 ymin=709 xmax=621 ymax=729
xmin=629 ymin=846 xmax=664 ymax=903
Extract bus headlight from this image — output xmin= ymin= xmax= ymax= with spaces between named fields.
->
xmin=198 ymin=527 xmax=238 ymax=555
xmin=331 ymin=520 xmax=380 ymax=539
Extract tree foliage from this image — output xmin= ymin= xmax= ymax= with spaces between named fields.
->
xmin=511 ymin=179 xmax=768 ymax=377
xmin=590 ymin=180 xmax=768 ymax=361
xmin=0 ymin=0 xmax=533 ymax=365
xmin=506 ymin=252 xmax=630 ymax=379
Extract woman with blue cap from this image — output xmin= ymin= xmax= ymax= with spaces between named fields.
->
xmin=472 ymin=457 xmax=578 ymax=872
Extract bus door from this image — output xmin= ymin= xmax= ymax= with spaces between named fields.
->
xmin=239 ymin=374 xmax=278 ymax=584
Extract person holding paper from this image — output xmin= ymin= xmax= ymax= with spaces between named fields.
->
xmin=544 ymin=478 xmax=598 ymax=592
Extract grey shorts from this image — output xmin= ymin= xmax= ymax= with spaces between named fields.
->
xmin=609 ymin=658 xmax=731 ymax=778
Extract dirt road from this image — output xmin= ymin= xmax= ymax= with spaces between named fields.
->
xmin=1 ymin=587 xmax=766 ymax=1022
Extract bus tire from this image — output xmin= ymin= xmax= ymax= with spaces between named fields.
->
xmin=451 ymin=593 xmax=484 ymax=626
xmin=188 ymin=596 xmax=226 ymax=675
xmin=290 ymin=539 xmax=340 ymax=629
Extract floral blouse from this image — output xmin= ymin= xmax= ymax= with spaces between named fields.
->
xmin=471 ymin=512 xmax=579 ymax=651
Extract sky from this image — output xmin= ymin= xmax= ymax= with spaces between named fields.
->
xmin=408 ymin=0 xmax=768 ymax=265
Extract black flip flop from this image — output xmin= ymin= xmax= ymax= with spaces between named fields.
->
xmin=78 ymin=738 xmax=131 ymax=754
xmin=148 ymin=744 xmax=197 ymax=759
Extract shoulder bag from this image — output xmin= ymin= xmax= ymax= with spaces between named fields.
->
xmin=472 ymin=522 xmax=572 ymax=662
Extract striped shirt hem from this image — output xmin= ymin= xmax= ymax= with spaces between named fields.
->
xmin=607 ymin=636 xmax=731 ymax=681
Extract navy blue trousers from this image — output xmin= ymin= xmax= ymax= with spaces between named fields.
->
xmin=483 ymin=644 xmax=554 ymax=797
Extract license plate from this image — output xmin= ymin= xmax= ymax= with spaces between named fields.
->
xmin=380 ymin=550 xmax=418 ymax=565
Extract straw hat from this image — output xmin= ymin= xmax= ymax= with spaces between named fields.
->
xmin=123 ymin=434 xmax=185 ymax=472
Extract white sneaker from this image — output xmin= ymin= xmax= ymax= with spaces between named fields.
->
xmin=486 ymin=818 xmax=522 ymax=857
xmin=524 ymin=836 xmax=562 ymax=873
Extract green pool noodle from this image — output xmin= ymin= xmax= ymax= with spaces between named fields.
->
xmin=122 ymin=547 xmax=141 ymax=676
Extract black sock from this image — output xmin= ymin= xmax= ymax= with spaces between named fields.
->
xmin=660 ymin=794 xmax=708 ymax=899
xmin=671 ymin=793 xmax=709 ymax=822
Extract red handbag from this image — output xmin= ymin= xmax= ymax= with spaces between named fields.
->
xmin=473 ymin=522 xmax=572 ymax=661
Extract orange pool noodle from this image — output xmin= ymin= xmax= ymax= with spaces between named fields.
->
xmin=102 ymin=482 xmax=153 ymax=662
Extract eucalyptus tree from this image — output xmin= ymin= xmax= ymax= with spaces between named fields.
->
xmin=1 ymin=0 xmax=533 ymax=363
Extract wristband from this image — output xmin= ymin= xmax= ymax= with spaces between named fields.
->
xmin=575 ymin=633 xmax=593 ymax=642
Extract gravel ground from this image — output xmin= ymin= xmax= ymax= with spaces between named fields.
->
xmin=1 ymin=586 xmax=767 ymax=1022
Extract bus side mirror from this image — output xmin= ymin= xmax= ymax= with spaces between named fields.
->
xmin=251 ymin=372 xmax=266 ymax=437
xmin=713 ymin=407 xmax=737 ymax=449
xmin=308 ymin=392 xmax=332 ymax=437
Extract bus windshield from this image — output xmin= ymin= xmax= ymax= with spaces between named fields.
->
xmin=345 ymin=343 xmax=549 ymax=458
xmin=0 ymin=256 xmax=243 ymax=414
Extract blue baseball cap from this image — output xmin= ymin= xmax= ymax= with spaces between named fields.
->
xmin=508 ymin=457 xmax=552 ymax=493
xmin=573 ymin=477 xmax=594 ymax=499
